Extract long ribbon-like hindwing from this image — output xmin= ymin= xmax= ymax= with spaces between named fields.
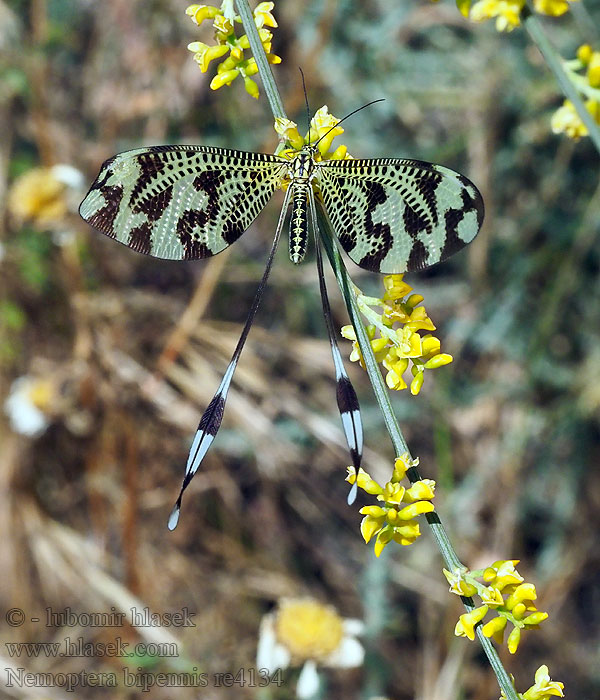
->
xmin=167 ymin=186 xmax=293 ymax=530
xmin=309 ymin=187 xmax=363 ymax=504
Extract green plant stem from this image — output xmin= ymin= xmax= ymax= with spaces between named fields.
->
xmin=523 ymin=9 xmax=600 ymax=154
xmin=235 ymin=0 xmax=287 ymax=120
xmin=235 ymin=6 xmax=519 ymax=698
xmin=316 ymin=207 xmax=519 ymax=700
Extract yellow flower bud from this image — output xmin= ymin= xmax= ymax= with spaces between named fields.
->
xmin=421 ymin=337 xmax=441 ymax=360
xmin=481 ymin=615 xmax=507 ymax=639
xmin=533 ymin=0 xmax=575 ymax=17
xmin=189 ymin=41 xmax=229 ymax=73
xmin=511 ymin=602 xmax=527 ymax=619
xmin=210 ymin=69 xmax=239 ymax=89
xmin=392 ymin=456 xmax=408 ymax=481
xmin=316 ymin=128 xmax=344 ymax=156
xmin=410 ymin=371 xmax=424 ymax=395
xmin=587 ymin=52 xmax=600 ymax=88
xmin=505 ymin=582 xmax=537 ymax=610
xmin=397 ymin=501 xmax=435 ymax=520
xmin=404 ymin=480 xmax=435 ymax=502
xmin=507 ymin=626 xmax=521 ymax=654
xmin=522 ymin=611 xmax=548 ymax=626
xmin=360 ymin=505 xmax=387 ymax=518
xmin=455 ymin=605 xmax=489 ymax=640
xmin=405 ymin=293 xmax=423 ymax=308
xmin=482 ymin=567 xmax=497 ymax=582
xmin=244 ymin=77 xmax=259 ymax=99
xmin=424 ymin=353 xmax=453 ymax=369
xmin=457 ymin=0 xmax=472 ymax=17
xmin=218 ymin=55 xmax=237 ymax=71
xmin=345 ymin=465 xmax=357 ymax=483
xmin=362 ymin=479 xmax=384 ymax=496
xmin=230 ymin=47 xmax=244 ymax=62
xmin=577 ymin=44 xmax=593 ymax=64
xmin=329 ymin=144 xmax=348 ymax=160
xmin=386 ymin=508 xmax=400 ymax=524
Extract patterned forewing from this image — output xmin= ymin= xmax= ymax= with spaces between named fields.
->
xmin=79 ymin=146 xmax=287 ymax=260
xmin=315 ymin=158 xmax=484 ymax=273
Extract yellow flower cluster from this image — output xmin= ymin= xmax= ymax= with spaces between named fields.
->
xmin=8 ymin=168 xmax=68 ymax=226
xmin=274 ymin=105 xmax=350 ymax=163
xmin=347 ymin=454 xmax=435 ymax=557
xmin=444 ymin=560 xmax=548 ymax=654
xmin=186 ymin=2 xmax=280 ymax=98
xmin=501 ymin=664 xmax=564 ymax=700
xmin=341 ymin=274 xmax=452 ymax=395
xmin=462 ymin=0 xmax=578 ymax=31
xmin=551 ymin=44 xmax=600 ymax=140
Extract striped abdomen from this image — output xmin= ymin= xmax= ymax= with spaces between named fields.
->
xmin=289 ymin=182 xmax=309 ymax=263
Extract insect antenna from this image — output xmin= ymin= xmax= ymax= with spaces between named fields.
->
xmin=308 ymin=188 xmax=363 ymax=505
xmin=168 ymin=186 xmax=294 ymax=530
xmin=298 ymin=67 xmax=313 ymax=145
xmin=313 ymin=99 xmax=385 ymax=151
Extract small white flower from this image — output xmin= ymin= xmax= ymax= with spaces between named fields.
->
xmin=256 ymin=598 xmax=364 ymax=699
xmin=4 ymin=376 xmax=53 ymax=437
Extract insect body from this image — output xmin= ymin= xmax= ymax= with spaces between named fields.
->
xmin=288 ymin=146 xmax=316 ymax=263
xmin=80 ymin=139 xmax=484 ymax=529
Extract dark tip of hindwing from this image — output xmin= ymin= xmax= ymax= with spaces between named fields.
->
xmin=336 ymin=374 xmax=360 ymax=414
xmin=350 ymin=447 xmax=362 ymax=471
xmin=168 ymin=391 xmax=226 ymax=530
xmin=336 ymin=375 xmax=363 ymax=470
xmin=198 ymin=392 xmax=226 ymax=434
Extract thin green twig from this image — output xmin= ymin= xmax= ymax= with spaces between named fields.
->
xmin=235 ymin=0 xmax=286 ymax=120
xmin=234 ymin=4 xmax=520 ymax=698
xmin=316 ymin=206 xmax=519 ymax=700
xmin=524 ymin=9 xmax=600 ymax=154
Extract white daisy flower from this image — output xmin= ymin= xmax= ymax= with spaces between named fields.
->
xmin=257 ymin=597 xmax=364 ymax=699
xmin=4 ymin=375 xmax=54 ymax=437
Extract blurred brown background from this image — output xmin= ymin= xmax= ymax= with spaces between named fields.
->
xmin=1 ymin=0 xmax=599 ymax=698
